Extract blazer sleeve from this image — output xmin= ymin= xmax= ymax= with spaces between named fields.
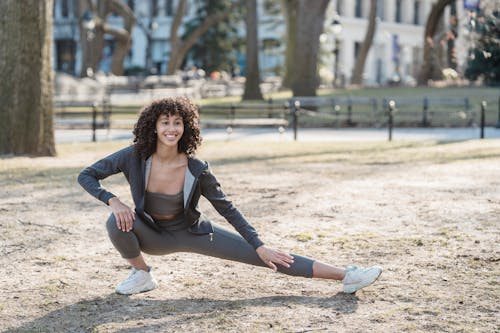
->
xmin=77 ymin=146 xmax=132 ymax=205
xmin=199 ymin=163 xmax=264 ymax=249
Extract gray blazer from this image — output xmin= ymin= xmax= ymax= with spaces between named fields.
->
xmin=77 ymin=145 xmax=264 ymax=249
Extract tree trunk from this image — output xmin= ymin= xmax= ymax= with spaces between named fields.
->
xmin=0 ymin=0 xmax=56 ymax=156
xmin=108 ymin=0 xmax=135 ymax=75
xmin=79 ymin=0 xmax=134 ymax=77
xmin=166 ymin=0 xmax=187 ymax=75
xmin=242 ymin=0 xmax=263 ymax=100
xmin=166 ymin=0 xmax=235 ymax=75
xmin=291 ymin=0 xmax=330 ymax=97
xmin=447 ymin=1 xmax=458 ymax=70
xmin=351 ymin=0 xmax=378 ymax=86
xmin=418 ymin=0 xmax=452 ymax=85
xmin=280 ymin=0 xmax=298 ymax=89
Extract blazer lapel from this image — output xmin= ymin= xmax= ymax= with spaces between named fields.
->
xmin=144 ymin=156 xmax=152 ymax=190
xmin=183 ymin=167 xmax=196 ymax=208
xmin=137 ymin=156 xmax=150 ymax=211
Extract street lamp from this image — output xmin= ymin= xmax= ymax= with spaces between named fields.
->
xmin=82 ymin=10 xmax=96 ymax=78
xmin=331 ymin=15 xmax=342 ymax=88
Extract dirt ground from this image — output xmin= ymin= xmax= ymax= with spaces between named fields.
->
xmin=0 ymin=140 xmax=498 ymax=333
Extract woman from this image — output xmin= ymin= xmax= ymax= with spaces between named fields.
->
xmin=78 ymin=97 xmax=381 ymax=295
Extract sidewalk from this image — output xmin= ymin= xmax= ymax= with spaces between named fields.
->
xmin=55 ymin=127 xmax=500 ymax=144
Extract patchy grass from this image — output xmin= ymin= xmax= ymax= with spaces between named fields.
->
xmin=0 ymin=139 xmax=499 ymax=332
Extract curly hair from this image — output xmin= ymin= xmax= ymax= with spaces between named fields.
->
xmin=133 ymin=97 xmax=202 ymax=157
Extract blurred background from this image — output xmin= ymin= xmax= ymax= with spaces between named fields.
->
xmin=0 ymin=0 xmax=499 ymax=155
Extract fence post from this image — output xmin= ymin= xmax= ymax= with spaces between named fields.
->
xmin=267 ymin=97 xmax=273 ymax=118
xmin=230 ymin=103 xmax=236 ymax=120
xmin=92 ymin=102 xmax=98 ymax=142
xmin=480 ymin=101 xmax=486 ymax=139
xmin=347 ymin=97 xmax=353 ymax=126
xmin=422 ymin=97 xmax=429 ymax=127
xmin=371 ymin=98 xmax=377 ymax=125
xmin=282 ymin=101 xmax=288 ymax=121
xmin=387 ymin=100 xmax=395 ymax=142
xmin=292 ymin=100 xmax=300 ymax=141
xmin=496 ymin=96 xmax=500 ymax=128
xmin=103 ymin=97 xmax=111 ymax=131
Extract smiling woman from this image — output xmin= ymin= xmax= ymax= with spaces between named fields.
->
xmin=77 ymin=96 xmax=382 ymax=296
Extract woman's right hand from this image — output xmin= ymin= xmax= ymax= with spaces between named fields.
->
xmin=108 ymin=197 xmax=135 ymax=232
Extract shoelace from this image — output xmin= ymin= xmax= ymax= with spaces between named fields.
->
xmin=123 ymin=268 xmax=139 ymax=283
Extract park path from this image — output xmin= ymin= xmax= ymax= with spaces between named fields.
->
xmin=56 ymin=127 xmax=500 ymax=144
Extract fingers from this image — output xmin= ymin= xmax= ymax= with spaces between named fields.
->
xmin=274 ymin=251 xmax=294 ymax=266
xmin=267 ymin=261 xmax=278 ymax=272
xmin=279 ymin=252 xmax=295 ymax=264
xmin=274 ymin=256 xmax=293 ymax=269
xmin=114 ymin=210 xmax=135 ymax=232
xmin=267 ymin=252 xmax=295 ymax=270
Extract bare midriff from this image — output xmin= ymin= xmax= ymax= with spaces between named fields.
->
xmin=150 ymin=212 xmax=178 ymax=220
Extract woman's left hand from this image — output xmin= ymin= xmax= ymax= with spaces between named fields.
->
xmin=256 ymin=245 xmax=294 ymax=272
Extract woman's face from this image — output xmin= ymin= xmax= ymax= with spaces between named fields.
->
xmin=155 ymin=113 xmax=184 ymax=149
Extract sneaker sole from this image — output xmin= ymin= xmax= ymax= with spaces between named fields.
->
xmin=343 ymin=268 xmax=382 ymax=294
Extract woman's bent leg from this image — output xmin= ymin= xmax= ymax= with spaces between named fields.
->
xmin=106 ymin=214 xmax=142 ymax=259
xmin=106 ymin=214 xmax=179 ymax=259
xmin=177 ymin=224 xmax=314 ymax=278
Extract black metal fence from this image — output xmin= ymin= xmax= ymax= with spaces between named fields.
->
xmin=54 ymin=95 xmax=500 ymax=142
xmin=289 ymin=96 xmax=497 ymax=141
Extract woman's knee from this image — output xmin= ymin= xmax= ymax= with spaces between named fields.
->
xmin=106 ymin=214 xmax=121 ymax=238
xmin=106 ymin=214 xmax=141 ymax=258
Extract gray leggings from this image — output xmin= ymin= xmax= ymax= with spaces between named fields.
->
xmin=106 ymin=214 xmax=314 ymax=278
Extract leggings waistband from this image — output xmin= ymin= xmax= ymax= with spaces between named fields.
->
xmin=153 ymin=215 xmax=188 ymax=231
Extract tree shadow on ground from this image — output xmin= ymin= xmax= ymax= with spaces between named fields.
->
xmin=4 ymin=292 xmax=358 ymax=333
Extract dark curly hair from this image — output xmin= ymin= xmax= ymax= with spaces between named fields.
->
xmin=133 ymin=97 xmax=201 ymax=157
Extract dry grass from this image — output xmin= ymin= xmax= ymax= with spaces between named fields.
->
xmin=0 ymin=139 xmax=499 ymax=332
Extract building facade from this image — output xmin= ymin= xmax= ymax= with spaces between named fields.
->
xmin=52 ymin=0 xmax=471 ymax=86
xmin=326 ymin=0 xmax=471 ymax=86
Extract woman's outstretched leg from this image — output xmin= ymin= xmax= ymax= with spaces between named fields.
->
xmin=311 ymin=260 xmax=382 ymax=293
xmin=178 ymin=224 xmax=315 ymax=277
xmin=312 ymin=261 xmax=346 ymax=280
xmin=180 ymin=223 xmax=381 ymax=293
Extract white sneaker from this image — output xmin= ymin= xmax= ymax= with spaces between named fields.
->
xmin=342 ymin=265 xmax=382 ymax=294
xmin=115 ymin=267 xmax=158 ymax=295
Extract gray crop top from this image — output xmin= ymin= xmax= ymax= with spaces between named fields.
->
xmin=145 ymin=190 xmax=184 ymax=217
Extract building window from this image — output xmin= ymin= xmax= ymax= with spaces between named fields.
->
xmin=166 ymin=0 xmax=174 ymax=16
xmin=128 ymin=0 xmax=134 ymax=12
xmin=355 ymin=0 xmax=362 ymax=18
xmin=395 ymin=0 xmax=402 ymax=23
xmin=377 ymin=0 xmax=384 ymax=20
xmin=413 ymin=1 xmax=420 ymax=25
xmin=336 ymin=0 xmax=343 ymax=16
xmin=354 ymin=41 xmax=361 ymax=58
xmin=61 ymin=0 xmax=69 ymax=18
xmin=151 ymin=0 xmax=159 ymax=17
xmin=56 ymin=39 xmax=76 ymax=74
